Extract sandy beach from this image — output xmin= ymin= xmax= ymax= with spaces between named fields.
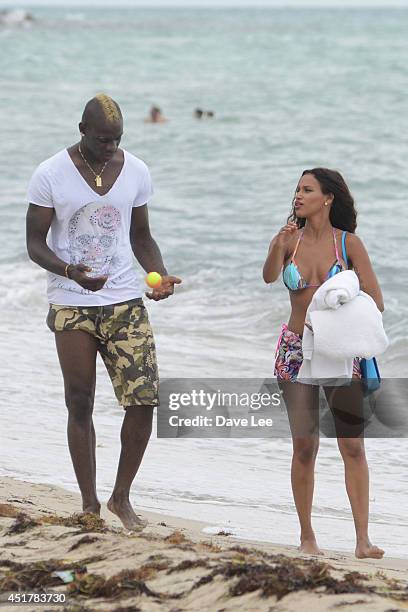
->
xmin=0 ymin=477 xmax=407 ymax=611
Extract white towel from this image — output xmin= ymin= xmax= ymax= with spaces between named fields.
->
xmin=298 ymin=270 xmax=388 ymax=383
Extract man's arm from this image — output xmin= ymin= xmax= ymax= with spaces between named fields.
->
xmin=26 ymin=204 xmax=108 ymax=292
xmin=26 ymin=204 xmax=66 ymax=275
xmin=130 ymin=205 xmax=181 ymax=300
xmin=130 ymin=204 xmax=167 ymax=275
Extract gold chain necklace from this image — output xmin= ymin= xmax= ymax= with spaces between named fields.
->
xmin=78 ymin=145 xmax=109 ymax=188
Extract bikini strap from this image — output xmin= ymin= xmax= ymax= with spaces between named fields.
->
xmin=341 ymin=231 xmax=348 ymax=269
xmin=333 ymin=227 xmax=340 ymax=261
xmin=291 ymin=229 xmax=303 ymax=264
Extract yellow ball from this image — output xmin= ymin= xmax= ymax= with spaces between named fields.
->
xmin=145 ymin=271 xmax=162 ymax=288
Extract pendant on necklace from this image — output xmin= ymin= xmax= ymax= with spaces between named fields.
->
xmin=95 ymin=176 xmax=102 ymax=187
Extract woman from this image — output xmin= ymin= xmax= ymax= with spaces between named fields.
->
xmin=263 ymin=168 xmax=384 ymax=559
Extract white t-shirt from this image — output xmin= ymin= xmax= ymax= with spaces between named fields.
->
xmin=27 ymin=149 xmax=153 ymax=306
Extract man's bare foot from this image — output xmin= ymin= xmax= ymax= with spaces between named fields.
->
xmin=355 ymin=540 xmax=384 ymax=559
xmin=107 ymin=494 xmax=147 ymax=531
xmin=299 ymin=538 xmax=324 ymax=555
xmin=82 ymin=502 xmax=101 ymax=515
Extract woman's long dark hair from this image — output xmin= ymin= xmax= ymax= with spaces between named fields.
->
xmin=287 ymin=168 xmax=357 ymax=233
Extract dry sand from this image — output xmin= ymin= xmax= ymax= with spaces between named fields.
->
xmin=0 ymin=476 xmax=407 ymax=611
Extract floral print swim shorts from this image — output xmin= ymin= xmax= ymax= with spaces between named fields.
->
xmin=274 ymin=324 xmax=361 ymax=382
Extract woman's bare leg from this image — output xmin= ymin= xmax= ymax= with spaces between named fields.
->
xmin=338 ymin=437 xmax=384 ymax=558
xmin=325 ymin=383 xmax=384 ymax=559
xmin=281 ymin=381 xmax=323 ymax=554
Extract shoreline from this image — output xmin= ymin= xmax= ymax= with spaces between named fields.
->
xmin=1 ymin=476 xmax=407 ymax=565
xmin=2 ymin=473 xmax=407 ymax=560
xmin=1 ymin=476 xmax=407 ymax=611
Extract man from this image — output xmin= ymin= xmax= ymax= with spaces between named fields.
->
xmin=26 ymin=93 xmax=181 ymax=530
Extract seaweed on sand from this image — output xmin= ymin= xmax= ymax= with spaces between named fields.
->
xmin=60 ymin=605 xmax=89 ymax=612
xmin=228 ymin=545 xmax=252 ymax=555
xmin=5 ymin=512 xmax=39 ymax=535
xmin=69 ymin=535 xmax=100 ymax=551
xmin=0 ymin=559 xmax=87 ymax=592
xmin=42 ymin=513 xmax=107 ymax=533
xmin=222 ymin=558 xmax=375 ymax=600
xmin=3 ymin=540 xmax=27 ymax=548
xmin=67 ymin=568 xmax=161 ymax=600
xmin=167 ymin=558 xmax=210 ymax=574
xmin=164 ymin=530 xmax=192 ymax=546
xmin=182 ymin=556 xmax=378 ymax=601
xmin=3 ymin=509 xmax=107 ymax=536
xmin=132 ymin=557 xmax=171 ymax=576
xmin=0 ymin=560 xmax=25 ymax=571
xmin=110 ymin=607 xmax=141 ymax=612
xmin=197 ymin=541 xmax=222 ymax=553
xmin=0 ymin=503 xmax=20 ymax=518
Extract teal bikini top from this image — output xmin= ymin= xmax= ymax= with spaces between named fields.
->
xmin=282 ymin=228 xmax=348 ymax=291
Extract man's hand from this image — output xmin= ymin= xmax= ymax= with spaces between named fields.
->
xmin=69 ymin=264 xmax=109 ymax=292
xmin=145 ymin=275 xmax=182 ymax=301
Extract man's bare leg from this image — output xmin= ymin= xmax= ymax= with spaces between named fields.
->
xmin=55 ymin=330 xmax=100 ymax=514
xmin=107 ymin=406 xmax=153 ymax=530
xmin=90 ymin=419 xmax=97 ymax=498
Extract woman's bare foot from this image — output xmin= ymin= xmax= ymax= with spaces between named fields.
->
xmin=299 ymin=538 xmax=324 ymax=555
xmin=355 ymin=539 xmax=384 ymax=559
xmin=107 ymin=494 xmax=147 ymax=531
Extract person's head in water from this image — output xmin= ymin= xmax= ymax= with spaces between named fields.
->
xmin=194 ymin=108 xmax=203 ymax=119
xmin=206 ymin=111 xmax=215 ymax=118
xmin=144 ymin=105 xmax=167 ymax=124
xmin=150 ymin=106 xmax=164 ymax=122
xmin=151 ymin=106 xmax=160 ymax=120
xmin=79 ymin=93 xmax=123 ymax=163
xmin=287 ymin=168 xmax=357 ymax=233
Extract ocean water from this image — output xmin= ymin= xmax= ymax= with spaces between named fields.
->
xmin=0 ymin=7 xmax=407 ymax=557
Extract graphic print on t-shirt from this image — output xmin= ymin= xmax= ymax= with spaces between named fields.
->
xmin=68 ymin=202 xmax=121 ymax=277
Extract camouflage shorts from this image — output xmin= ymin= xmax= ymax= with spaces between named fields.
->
xmin=46 ymin=298 xmax=159 ymax=408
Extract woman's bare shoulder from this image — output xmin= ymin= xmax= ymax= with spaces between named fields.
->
xmin=334 ymin=229 xmax=364 ymax=248
xmin=344 ymin=232 xmax=365 ymax=252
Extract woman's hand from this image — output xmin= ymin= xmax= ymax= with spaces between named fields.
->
xmin=275 ymin=221 xmax=298 ymax=249
xmin=263 ymin=222 xmax=298 ymax=284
